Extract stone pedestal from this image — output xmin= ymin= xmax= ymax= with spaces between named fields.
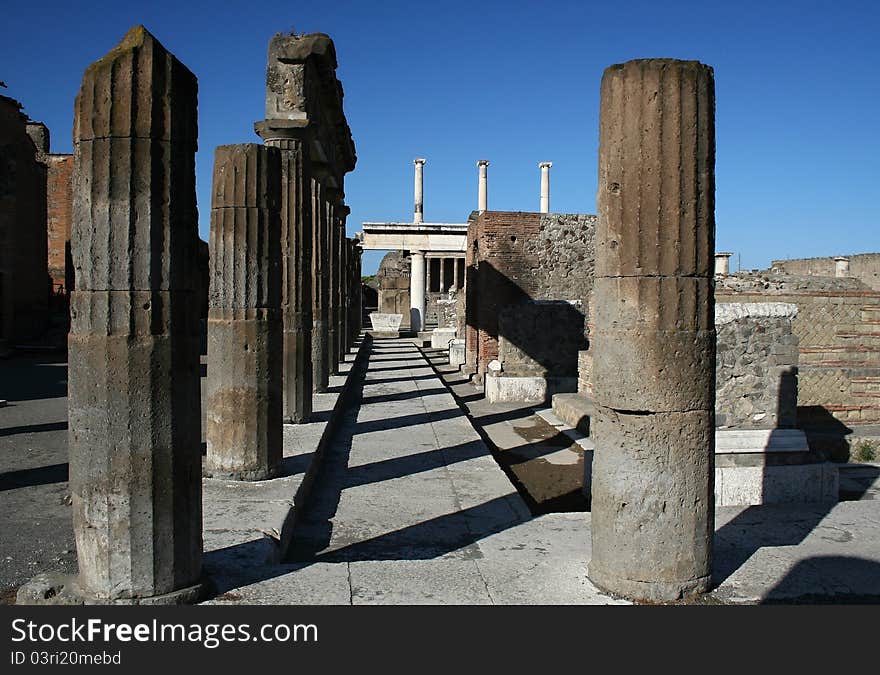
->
xmin=29 ymin=26 xmax=204 ymax=604
xmin=205 ymin=144 xmax=282 ymax=480
xmin=588 ymin=59 xmax=716 ymax=602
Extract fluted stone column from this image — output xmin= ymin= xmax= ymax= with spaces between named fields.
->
xmin=539 ymin=161 xmax=552 ymax=213
xmin=589 ymin=59 xmax=716 ymax=602
xmin=253 ymin=127 xmax=314 ymax=424
xmin=311 ymin=178 xmax=330 ymax=391
xmin=66 ymin=26 xmax=203 ymax=603
xmin=205 ymin=144 xmax=282 ymax=480
xmin=410 ymin=250 xmax=426 ymax=332
xmin=477 ymin=159 xmax=489 ymax=212
xmin=326 ymin=197 xmax=338 ymax=375
xmin=338 ymin=224 xmax=349 ymax=357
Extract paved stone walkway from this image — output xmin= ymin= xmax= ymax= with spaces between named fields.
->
xmin=206 ymin=337 xmax=626 ymax=604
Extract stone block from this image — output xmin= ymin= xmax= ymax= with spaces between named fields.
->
xmin=430 ymin=327 xmax=456 ymax=349
xmin=591 ymin=328 xmax=715 ymax=411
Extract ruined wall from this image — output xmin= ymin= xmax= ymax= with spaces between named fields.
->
xmin=376 ymin=250 xmax=410 ymax=323
xmin=465 ymin=211 xmax=595 ymax=377
xmin=46 ymin=154 xmax=74 ymax=292
xmin=0 ymin=95 xmax=48 ymax=345
xmin=717 ymin=273 xmax=880 ymax=425
xmin=715 ymin=303 xmax=799 ymax=429
xmin=771 ymin=253 xmax=880 ymax=291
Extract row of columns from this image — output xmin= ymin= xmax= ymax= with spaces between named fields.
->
xmin=46 ymin=26 xmax=362 ymax=604
xmin=427 ymin=256 xmax=464 ymax=293
xmin=412 ymin=158 xmax=555 ymax=216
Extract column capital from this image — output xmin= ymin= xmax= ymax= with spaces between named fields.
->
xmin=414 ymin=157 xmax=427 ymax=166
xmin=539 ymin=161 xmax=553 ymax=169
xmin=254 ymin=119 xmax=314 ymax=144
xmin=477 ymin=159 xmax=490 ymax=167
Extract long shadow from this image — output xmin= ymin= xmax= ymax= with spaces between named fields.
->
xmin=713 ymin=375 xmax=856 ymax=591
xmin=0 ymin=421 xmax=68 ymax=437
xmin=0 ymin=462 xmax=68 ymax=491
xmin=365 ymin=374 xmax=438 ymax=385
xmin=354 ymin=407 xmax=462 ymax=434
xmin=0 ymin=355 xmax=68 ymax=402
xmin=360 ymin=387 xmax=450 ymax=405
xmin=759 ymin=555 xmax=880 ymax=604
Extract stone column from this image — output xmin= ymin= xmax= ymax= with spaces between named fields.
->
xmin=311 ymin=178 xmax=330 ymax=391
xmin=253 ymin=125 xmax=314 ymax=424
xmin=453 ymin=256 xmax=460 ymax=290
xmin=414 ymin=158 xmax=426 ymax=224
xmin=205 ymin=144 xmax=282 ymax=480
xmin=338 ymin=221 xmax=349 ymax=357
xmin=589 ymin=59 xmax=716 ymax=602
xmin=834 ymin=256 xmax=850 ymax=277
xmin=439 ymin=256 xmax=446 ymax=293
xmin=714 ymin=252 xmax=732 ymax=276
xmin=539 ymin=161 xmax=552 ymax=213
xmin=67 ymin=26 xmax=203 ymax=603
xmin=326 ymin=196 xmax=338 ymax=376
xmin=477 ymin=159 xmax=489 ymax=212
xmin=410 ymin=250 xmax=426 ymax=332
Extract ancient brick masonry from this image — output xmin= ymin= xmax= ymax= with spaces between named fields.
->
xmin=65 ymin=26 xmax=203 ymax=602
xmin=205 ymin=144 xmax=283 ymax=480
xmin=588 ymin=59 xmax=716 ymax=602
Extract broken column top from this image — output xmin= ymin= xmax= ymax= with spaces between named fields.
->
xmin=75 ymin=25 xmax=197 ymax=144
xmin=261 ymin=31 xmax=355 ymax=175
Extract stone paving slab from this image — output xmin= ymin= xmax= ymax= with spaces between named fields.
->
xmin=202 ymin=338 xmax=368 ymax=585
xmin=201 ymin=339 xmax=880 ymax=605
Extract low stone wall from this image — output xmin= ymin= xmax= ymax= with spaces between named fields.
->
xmin=770 ymin=253 xmax=880 ymax=291
xmin=497 ymin=300 xmax=587 ymax=378
xmin=715 ymin=302 xmax=799 ymax=429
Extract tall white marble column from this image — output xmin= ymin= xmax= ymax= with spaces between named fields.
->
xmin=477 ymin=159 xmax=489 ymax=212
xmin=414 ymin=158 xmax=426 ymax=224
xmin=539 ymin=161 xmax=552 ymax=213
xmin=410 ymin=250 xmax=426 ymax=332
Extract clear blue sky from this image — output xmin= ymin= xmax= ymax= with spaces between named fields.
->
xmin=2 ymin=0 xmax=877 ymax=275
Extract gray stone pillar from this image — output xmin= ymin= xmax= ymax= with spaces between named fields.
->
xmin=338 ymin=221 xmax=349 ymax=357
xmin=326 ymin=197 xmax=338 ymax=375
xmin=414 ymin=158 xmax=426 ymax=224
xmin=205 ymin=144 xmax=282 ymax=480
xmin=311 ymin=178 xmax=330 ymax=392
xmin=477 ymin=159 xmax=489 ymax=212
xmin=253 ymin=125 xmax=314 ymax=424
xmin=67 ymin=26 xmax=203 ymax=603
xmin=439 ymin=256 xmax=446 ymax=293
xmin=589 ymin=59 xmax=716 ymax=602
xmin=834 ymin=256 xmax=849 ymax=277
xmin=539 ymin=161 xmax=552 ymax=213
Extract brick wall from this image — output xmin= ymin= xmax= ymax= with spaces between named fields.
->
xmin=465 ymin=211 xmax=595 ymax=377
xmin=716 ymin=285 xmax=880 ymax=425
xmin=46 ymin=154 xmax=73 ymax=292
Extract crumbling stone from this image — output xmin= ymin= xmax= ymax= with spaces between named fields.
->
xmin=64 ymin=26 xmax=203 ymax=603
xmin=588 ymin=59 xmax=716 ymax=602
xmin=205 ymin=144 xmax=283 ymax=480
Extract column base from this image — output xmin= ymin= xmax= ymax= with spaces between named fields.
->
xmin=587 ymin=563 xmax=711 ymax=603
xmin=202 ymin=464 xmax=280 ymax=481
xmin=16 ymin=572 xmax=210 ymax=606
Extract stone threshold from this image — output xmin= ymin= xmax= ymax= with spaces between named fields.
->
xmin=201 ymin=334 xmax=372 ymax=581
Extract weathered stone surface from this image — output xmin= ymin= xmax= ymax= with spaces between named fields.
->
xmin=206 ymin=144 xmax=282 ymax=481
xmin=589 ymin=59 xmax=716 ymax=602
xmin=311 ymin=178 xmax=330 ymax=391
xmin=715 ymin=303 xmax=799 ymax=429
xmin=589 ymin=404 xmax=714 ymax=600
xmin=591 ymin=328 xmax=715 ymax=411
xmin=64 ymin=26 xmax=203 ymax=603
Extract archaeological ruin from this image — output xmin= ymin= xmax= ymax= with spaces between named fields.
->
xmin=3 ymin=25 xmax=879 ymax=607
